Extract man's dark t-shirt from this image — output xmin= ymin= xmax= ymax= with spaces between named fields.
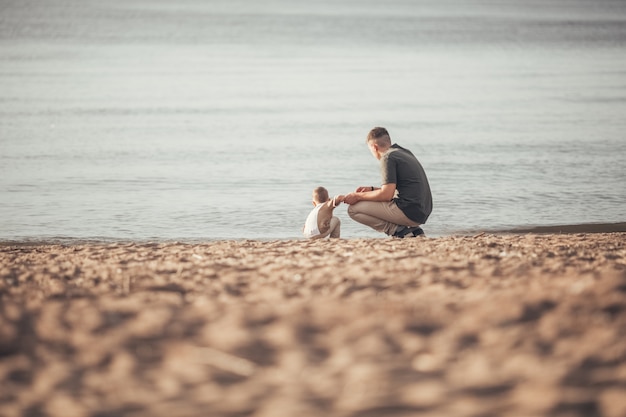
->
xmin=380 ymin=144 xmax=433 ymax=224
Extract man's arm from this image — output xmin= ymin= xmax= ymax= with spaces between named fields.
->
xmin=343 ymin=184 xmax=396 ymax=205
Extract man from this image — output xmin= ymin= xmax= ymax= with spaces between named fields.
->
xmin=343 ymin=127 xmax=433 ymax=238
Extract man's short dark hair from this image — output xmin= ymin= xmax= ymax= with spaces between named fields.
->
xmin=367 ymin=127 xmax=391 ymax=146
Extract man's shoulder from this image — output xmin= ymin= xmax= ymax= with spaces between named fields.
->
xmin=386 ymin=145 xmax=411 ymax=160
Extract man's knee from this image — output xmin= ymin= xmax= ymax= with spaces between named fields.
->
xmin=347 ymin=203 xmax=359 ymax=220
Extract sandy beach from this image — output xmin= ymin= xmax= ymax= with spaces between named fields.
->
xmin=1 ymin=232 xmax=625 ymax=417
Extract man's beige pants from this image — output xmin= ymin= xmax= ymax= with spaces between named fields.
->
xmin=347 ymin=201 xmax=420 ymax=236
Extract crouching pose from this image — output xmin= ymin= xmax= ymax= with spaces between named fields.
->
xmin=303 ymin=186 xmax=344 ymax=239
xmin=343 ymin=127 xmax=433 ymax=238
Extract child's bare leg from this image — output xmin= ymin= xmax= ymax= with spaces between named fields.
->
xmin=329 ymin=217 xmax=341 ymax=238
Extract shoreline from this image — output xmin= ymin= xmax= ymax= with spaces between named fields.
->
xmin=1 ymin=221 xmax=625 ymax=246
xmin=1 ymin=232 xmax=625 ymax=417
xmin=490 ymin=221 xmax=626 ymax=235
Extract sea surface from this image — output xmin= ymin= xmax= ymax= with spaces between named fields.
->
xmin=1 ymin=0 xmax=625 ymax=241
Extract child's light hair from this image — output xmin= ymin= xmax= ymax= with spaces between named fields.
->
xmin=312 ymin=186 xmax=329 ymax=204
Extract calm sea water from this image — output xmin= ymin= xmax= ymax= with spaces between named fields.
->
xmin=1 ymin=0 xmax=625 ymax=241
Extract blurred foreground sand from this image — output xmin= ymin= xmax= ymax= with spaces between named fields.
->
xmin=1 ymin=233 xmax=626 ymax=417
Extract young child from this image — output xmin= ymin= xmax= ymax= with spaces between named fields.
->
xmin=303 ymin=186 xmax=344 ymax=239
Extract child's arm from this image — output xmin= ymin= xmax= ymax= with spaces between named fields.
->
xmin=327 ymin=195 xmax=345 ymax=209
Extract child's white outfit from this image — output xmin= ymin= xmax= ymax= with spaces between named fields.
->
xmin=303 ymin=201 xmax=341 ymax=239
xmin=303 ymin=204 xmax=324 ymax=238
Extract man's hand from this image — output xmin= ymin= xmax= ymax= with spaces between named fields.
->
xmin=343 ymin=192 xmax=361 ymax=205
xmin=344 ymin=183 xmax=396 ymax=204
